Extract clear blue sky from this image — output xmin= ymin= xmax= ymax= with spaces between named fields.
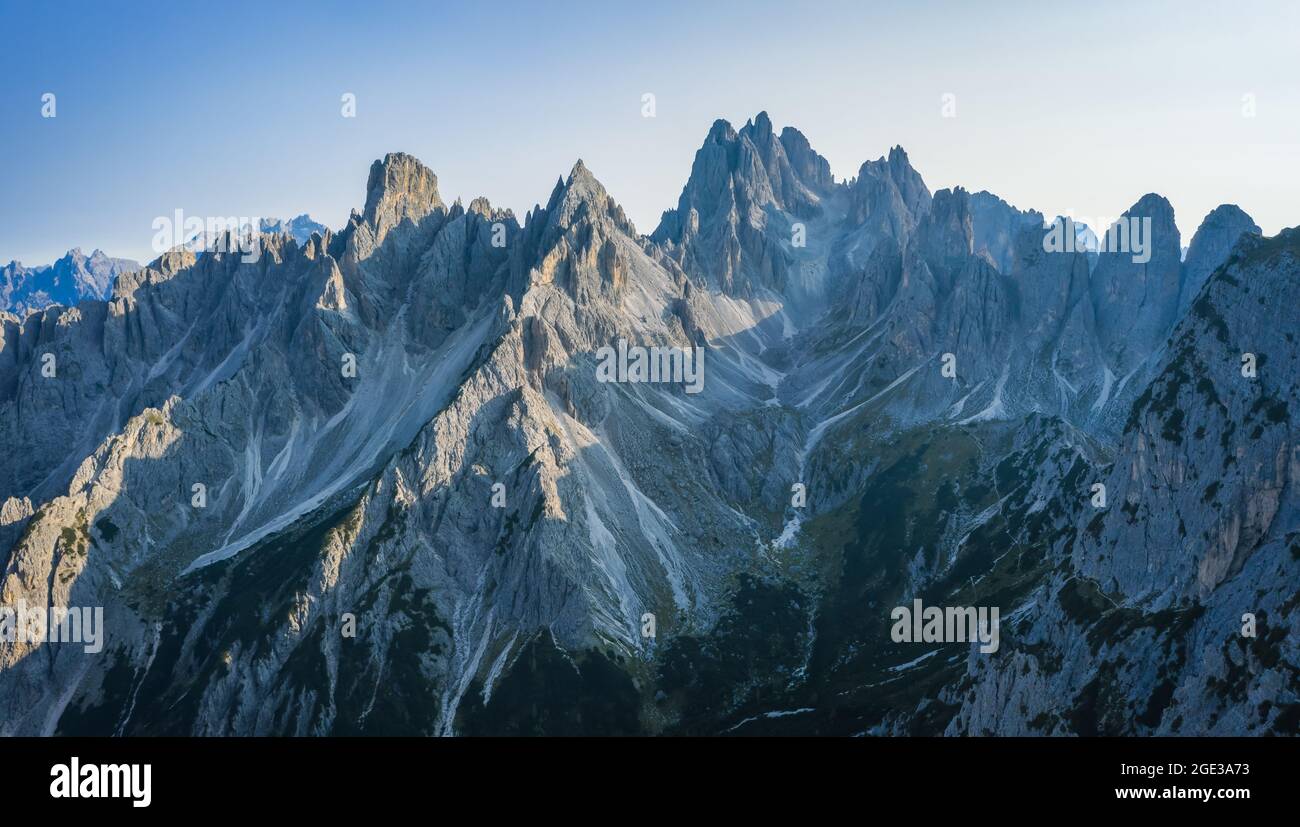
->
xmin=2 ymin=0 xmax=1297 ymax=265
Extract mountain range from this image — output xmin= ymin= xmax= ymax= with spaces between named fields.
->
xmin=2 ymin=216 xmax=329 ymax=318
xmin=180 ymin=215 xmax=329 ymax=256
xmin=1 ymin=249 xmax=140 ymax=317
xmin=0 ymin=112 xmax=1295 ymax=735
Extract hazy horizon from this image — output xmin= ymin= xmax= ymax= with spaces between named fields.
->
xmin=3 ymin=0 xmax=1297 ymax=266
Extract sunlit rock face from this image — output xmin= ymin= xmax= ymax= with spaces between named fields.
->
xmin=0 ymin=116 xmax=1293 ymax=736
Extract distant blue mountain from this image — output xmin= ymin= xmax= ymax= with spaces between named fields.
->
xmin=0 ymin=248 xmax=140 ymax=316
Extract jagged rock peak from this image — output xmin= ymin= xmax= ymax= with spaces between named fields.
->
xmin=144 ymin=248 xmax=197 ymax=279
xmin=524 ymin=159 xmax=636 ymax=301
xmin=566 ymin=158 xmax=601 ymax=192
xmin=1127 ymin=192 xmax=1174 ymax=219
xmin=844 ymin=145 xmax=932 ymax=241
xmin=467 ymin=196 xmax=514 ymax=222
xmin=743 ymin=110 xmax=775 ymax=138
xmin=1191 ymin=203 xmax=1260 ymax=240
xmin=654 ymin=112 xmax=834 ymax=243
xmin=739 ymin=111 xmax=835 ymax=200
xmin=705 ymin=117 xmax=738 ymax=143
xmin=850 ymin=145 xmax=918 ymax=182
xmin=1096 ymin=191 xmax=1180 ymax=261
xmin=541 ymin=159 xmax=635 ymax=236
xmin=362 ymin=152 xmax=444 ymax=227
xmin=1179 ymin=203 xmax=1261 ymax=315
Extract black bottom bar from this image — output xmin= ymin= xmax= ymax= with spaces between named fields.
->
xmin=5 ymin=736 xmax=1284 ymax=813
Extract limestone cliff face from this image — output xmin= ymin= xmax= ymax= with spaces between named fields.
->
xmin=969 ymin=190 xmax=1043 ymax=275
xmin=1089 ymin=194 xmax=1184 ymax=376
xmin=940 ymin=230 xmax=1299 ymax=737
xmin=0 ymin=115 xmax=1293 ymax=736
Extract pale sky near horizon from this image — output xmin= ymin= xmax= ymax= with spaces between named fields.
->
xmin=2 ymin=0 xmax=1297 ymax=266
